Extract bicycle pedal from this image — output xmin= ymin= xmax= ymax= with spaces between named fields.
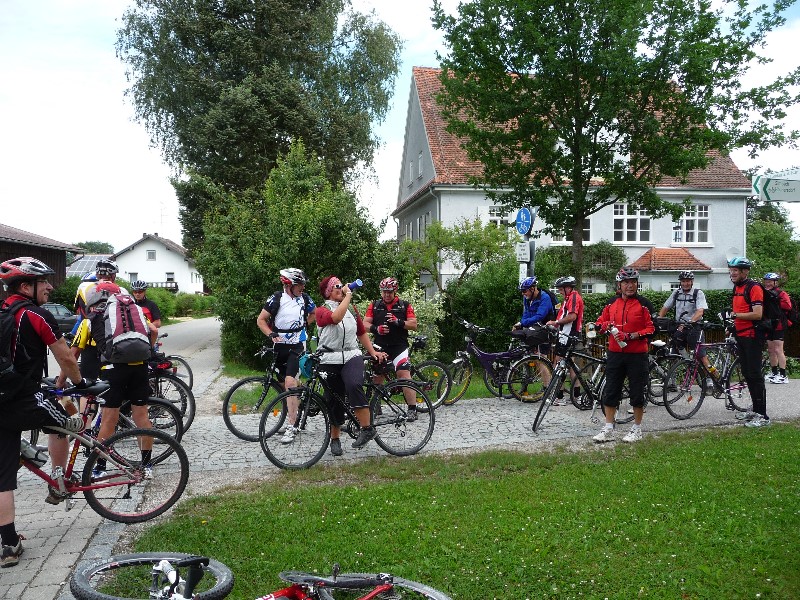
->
xmin=65 ymin=498 xmax=76 ymax=512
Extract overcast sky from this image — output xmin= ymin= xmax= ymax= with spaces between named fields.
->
xmin=1 ymin=1 xmax=799 ymax=253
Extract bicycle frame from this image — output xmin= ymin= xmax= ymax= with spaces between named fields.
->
xmin=454 ymin=319 xmax=535 ymax=387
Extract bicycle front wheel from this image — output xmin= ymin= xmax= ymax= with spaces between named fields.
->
xmin=260 ymin=389 xmax=330 ymax=470
xmin=316 ymin=573 xmax=452 ymax=600
xmin=115 ymin=398 xmax=183 ymax=465
xmin=648 ymin=355 xmax=682 ymax=406
xmin=148 ymin=373 xmax=196 ymax=433
xmin=532 ymin=369 xmax=564 ymax=432
xmin=507 ymin=355 xmax=551 ymax=403
xmin=371 ymin=381 xmax=435 ymax=456
xmin=166 ymin=355 xmax=194 ymax=389
xmin=724 ymin=358 xmax=752 ymax=412
xmin=70 ymin=552 xmax=234 ymax=600
xmin=444 ymin=359 xmax=471 ymax=405
xmin=410 ymin=360 xmax=452 ymax=409
xmin=222 ymin=376 xmax=284 ymax=441
xmin=82 ymin=428 xmax=189 ymax=523
xmin=664 ymin=360 xmax=706 ymax=420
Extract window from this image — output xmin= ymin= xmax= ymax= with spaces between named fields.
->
xmin=581 ymin=283 xmax=594 ymax=294
xmin=488 ymin=206 xmax=511 ymax=228
xmin=672 ymin=204 xmax=709 ymax=243
xmin=146 ymin=250 xmax=156 ymax=260
xmin=166 ymin=272 xmax=175 ymax=282
xmin=404 ymin=221 xmax=412 ymax=241
xmin=408 ymin=161 xmax=413 ymax=185
xmin=129 ymin=272 xmax=138 ymax=282
xmin=613 ymin=203 xmax=650 ymax=242
xmin=418 ymin=152 xmax=424 ymax=178
xmin=552 ymin=218 xmax=590 ymax=242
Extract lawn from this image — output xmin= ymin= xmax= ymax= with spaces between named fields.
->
xmin=125 ymin=424 xmax=799 ymax=599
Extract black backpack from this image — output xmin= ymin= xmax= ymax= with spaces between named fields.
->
xmin=786 ymin=294 xmax=800 ymax=328
xmin=741 ymin=280 xmax=786 ymax=334
xmin=263 ymin=291 xmax=314 ymax=334
xmin=541 ymin=288 xmax=559 ymax=322
xmin=0 ymin=298 xmax=34 ymax=404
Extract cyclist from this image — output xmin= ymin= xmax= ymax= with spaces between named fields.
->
xmin=131 ymin=280 xmax=161 ymax=343
xmin=364 ymin=277 xmax=419 ymax=420
xmin=657 ymin=271 xmax=719 ymax=380
xmin=515 ymin=276 xmax=555 ymax=387
xmin=728 ymin=256 xmax=769 ymax=426
xmin=762 ymin=272 xmax=791 ymax=384
xmin=316 ymin=275 xmax=386 ymax=454
xmin=0 ymin=257 xmax=85 ymax=568
xmin=593 ymin=267 xmax=655 ymax=443
xmin=546 ymin=276 xmax=584 ymax=405
xmin=256 ymin=268 xmax=316 ymax=444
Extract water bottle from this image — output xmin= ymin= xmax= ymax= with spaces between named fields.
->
xmin=586 ymin=323 xmax=597 ymax=339
xmin=20 ymin=438 xmax=48 ymax=468
xmin=609 ymin=323 xmax=627 ymax=348
xmin=347 ymin=279 xmax=363 ymax=291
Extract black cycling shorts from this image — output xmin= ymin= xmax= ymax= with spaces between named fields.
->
xmin=102 ymin=363 xmax=151 ymax=409
xmin=767 ymin=328 xmax=786 ymax=341
xmin=274 ymin=343 xmax=304 ymax=382
xmin=601 ymin=351 xmax=649 ymax=409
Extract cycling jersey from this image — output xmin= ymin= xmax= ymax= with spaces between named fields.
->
xmin=662 ymin=287 xmax=707 ymax=323
xmin=556 ymin=290 xmax=584 ymax=336
xmin=134 ymin=297 xmax=161 ymax=324
xmin=365 ymin=297 xmax=415 ymax=347
xmin=3 ymin=294 xmax=62 ymax=389
xmin=732 ymin=279 xmax=763 ymax=338
xmin=596 ymin=295 xmax=655 ymax=353
xmin=262 ymin=291 xmax=315 ymax=344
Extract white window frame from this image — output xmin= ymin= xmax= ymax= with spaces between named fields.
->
xmin=613 ymin=203 xmax=650 ymax=243
xmin=417 ymin=151 xmax=424 ymax=178
xmin=581 ymin=283 xmax=594 ymax=294
xmin=672 ymin=204 xmax=710 ymax=244
xmin=552 ymin=218 xmax=591 ymax=243
xmin=129 ymin=272 xmax=138 ymax=282
xmin=146 ymin=250 xmax=156 ymax=261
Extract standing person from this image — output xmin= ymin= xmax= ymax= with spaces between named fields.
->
xmin=762 ymin=272 xmax=792 ymax=384
xmin=363 ymin=277 xmax=419 ymax=419
xmin=315 ymin=275 xmax=386 ymax=455
xmin=515 ymin=276 xmax=555 ymax=386
xmin=657 ymin=271 xmax=719 ymax=378
xmin=256 ymin=268 xmax=316 ymax=444
xmin=546 ymin=276 xmax=584 ymax=405
xmin=131 ymin=280 xmax=162 ymax=343
xmin=593 ymin=267 xmax=655 ymax=443
xmin=728 ymin=257 xmax=770 ymax=427
xmin=0 ymin=257 xmax=85 ymax=568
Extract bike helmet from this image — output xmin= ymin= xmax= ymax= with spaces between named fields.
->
xmin=0 ymin=256 xmax=55 ymax=286
xmin=763 ymin=272 xmax=780 ymax=280
xmin=678 ymin=271 xmax=694 ymax=280
xmin=727 ymin=256 xmax=753 ymax=269
xmin=518 ymin=276 xmax=538 ymax=291
xmin=131 ymin=280 xmax=148 ymax=291
xmin=85 ymin=281 xmax=121 ymax=308
xmin=81 ymin=272 xmax=98 ymax=282
xmin=379 ymin=277 xmax=399 ymax=292
xmin=616 ymin=267 xmax=639 ymax=282
xmin=95 ymin=259 xmax=119 ymax=276
xmin=279 ymin=268 xmax=307 ymax=286
xmin=554 ymin=276 xmax=576 ymax=288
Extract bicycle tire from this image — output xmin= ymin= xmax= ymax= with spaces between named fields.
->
xmin=260 ymin=389 xmax=330 ymax=470
xmin=82 ymin=428 xmax=189 ymax=523
xmin=166 ymin=354 xmax=194 ymax=389
xmin=724 ymin=357 xmax=752 ymax=413
xmin=570 ymin=360 xmax=603 ymax=411
xmin=117 ymin=398 xmax=184 ymax=465
xmin=647 ymin=354 xmax=681 ymax=406
xmin=663 ymin=359 xmax=706 ymax=420
xmin=444 ymin=359 xmax=471 ymax=405
xmin=314 ymin=573 xmax=453 ymax=600
xmin=410 ymin=359 xmax=452 ymax=409
xmin=148 ymin=373 xmax=196 ymax=433
xmin=614 ymin=377 xmax=636 ymax=424
xmin=371 ymin=380 xmax=435 ymax=456
xmin=532 ymin=369 xmax=565 ymax=432
xmin=222 ymin=376 xmax=284 ymax=441
xmin=70 ymin=552 xmax=234 ymax=600
xmin=507 ymin=354 xmax=551 ymax=403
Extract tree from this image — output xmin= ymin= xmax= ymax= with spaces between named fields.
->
xmin=73 ymin=241 xmax=115 ymax=254
xmin=117 ymin=0 xmax=402 ymax=252
xmin=747 ymin=220 xmax=800 ymax=286
xmin=432 ymin=0 xmax=800 ymax=283
xmin=746 ymin=195 xmax=794 ymax=227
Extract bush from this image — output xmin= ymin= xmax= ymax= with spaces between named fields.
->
xmin=50 ymin=276 xmax=82 ymax=307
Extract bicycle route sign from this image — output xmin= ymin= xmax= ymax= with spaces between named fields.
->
xmin=752 ymin=169 xmax=800 ymax=202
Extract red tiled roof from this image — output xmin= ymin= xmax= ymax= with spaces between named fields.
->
xmin=409 ymin=66 xmax=750 ymax=204
xmin=630 ymin=247 xmax=712 ymax=272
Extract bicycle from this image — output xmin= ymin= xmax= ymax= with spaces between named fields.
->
xmin=445 ymin=318 xmax=552 ymax=404
xmin=149 ymin=357 xmax=196 ymax=433
xmin=375 ymin=335 xmax=453 ymax=409
xmin=259 ymin=349 xmax=435 ymax=470
xmin=20 ymin=382 xmax=189 ymax=523
xmin=221 ymin=344 xmax=285 ymax=441
xmin=154 ymin=333 xmax=194 ymax=389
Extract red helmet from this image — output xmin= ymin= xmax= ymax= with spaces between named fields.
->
xmin=379 ymin=277 xmax=399 ymax=292
xmin=0 ymin=256 xmax=55 ymax=286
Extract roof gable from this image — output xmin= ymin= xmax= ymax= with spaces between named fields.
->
xmin=630 ymin=247 xmax=712 ymax=272
xmin=111 ymin=233 xmax=190 ymax=262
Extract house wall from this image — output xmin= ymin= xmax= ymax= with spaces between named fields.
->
xmin=398 ymin=80 xmax=437 ymax=207
xmin=114 ymin=239 xmax=204 ymax=294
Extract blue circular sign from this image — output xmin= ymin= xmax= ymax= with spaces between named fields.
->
xmin=516 ymin=208 xmax=533 ymax=236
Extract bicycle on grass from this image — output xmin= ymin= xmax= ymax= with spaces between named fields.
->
xmin=20 ymin=382 xmax=189 ymax=523
xmin=259 ymin=349 xmax=434 ymax=470
xmin=154 ymin=333 xmax=194 ymax=389
xmin=375 ymin=334 xmax=453 ymax=409
xmin=446 ymin=318 xmax=552 ymax=404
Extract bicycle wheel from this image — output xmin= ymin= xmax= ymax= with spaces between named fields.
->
xmin=315 ymin=573 xmax=452 ymax=600
xmin=724 ymin=358 xmax=752 ymax=412
xmin=222 ymin=376 xmax=284 ymax=441
xmin=614 ymin=377 xmax=635 ymax=424
xmin=82 ymin=428 xmax=189 ymax=523
xmin=532 ymin=369 xmax=565 ymax=432
xmin=371 ymin=381 xmax=435 ymax=456
xmin=647 ymin=355 xmax=681 ymax=406
xmin=70 ymin=552 xmax=234 ymax=600
xmin=663 ymin=359 xmax=706 ymax=420
xmin=410 ymin=360 xmax=452 ymax=409
xmin=507 ymin=354 xmax=551 ymax=403
xmin=116 ymin=399 xmax=184 ymax=465
xmin=444 ymin=359 xmax=471 ymax=405
xmin=166 ymin=354 xmax=194 ymax=389
xmin=148 ymin=373 xmax=196 ymax=433
xmin=260 ymin=389 xmax=330 ymax=470
xmin=571 ymin=361 xmax=603 ymax=411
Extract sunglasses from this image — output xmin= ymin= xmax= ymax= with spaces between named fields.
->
xmin=333 ymin=284 xmax=344 ymax=290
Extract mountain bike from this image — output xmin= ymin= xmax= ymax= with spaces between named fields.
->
xmin=149 ymin=357 xmax=196 ymax=433
xmin=446 ymin=318 xmax=552 ymax=404
xmin=154 ymin=333 xmax=194 ymax=388
xmin=20 ymin=382 xmax=189 ymax=523
xmin=259 ymin=349 xmax=434 ymax=470
xmin=376 ymin=335 xmax=453 ymax=409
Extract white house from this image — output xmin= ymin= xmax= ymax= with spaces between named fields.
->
xmin=392 ymin=67 xmax=752 ymax=293
xmin=111 ymin=233 xmax=205 ymax=294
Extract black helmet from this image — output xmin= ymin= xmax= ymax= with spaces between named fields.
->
xmin=554 ymin=276 xmax=576 ymax=288
xmin=616 ymin=267 xmax=639 ymax=282
xmin=678 ymin=271 xmax=694 ymax=280
xmin=95 ymin=259 xmax=119 ymax=276
xmin=131 ymin=280 xmax=148 ymax=291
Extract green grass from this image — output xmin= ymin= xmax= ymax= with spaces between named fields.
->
xmin=126 ymin=424 xmax=800 ymax=599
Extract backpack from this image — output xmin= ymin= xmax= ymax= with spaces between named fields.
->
xmin=0 ymin=299 xmax=34 ymax=403
xmin=97 ymin=293 xmax=152 ymax=363
xmin=786 ymin=293 xmax=800 ymax=328
xmin=542 ymin=289 xmax=559 ymax=322
xmin=264 ymin=291 xmax=314 ymax=334
xmin=742 ymin=281 xmax=786 ymax=335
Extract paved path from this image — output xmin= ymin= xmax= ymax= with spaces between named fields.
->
xmin=5 ymin=374 xmax=799 ymax=598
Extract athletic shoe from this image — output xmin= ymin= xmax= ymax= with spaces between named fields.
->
xmin=280 ymin=426 xmax=298 ymax=444
xmin=764 ymin=373 xmax=777 ymax=383
xmin=770 ymin=375 xmax=788 ymax=384
xmin=745 ymin=415 xmax=771 ymax=428
xmin=63 ymin=415 xmax=85 ymax=433
xmin=144 ymin=466 xmax=153 ymax=479
xmin=552 ymin=397 xmax=568 ymax=406
xmin=405 ymin=408 xmax=418 ymax=422
xmin=734 ymin=410 xmax=758 ymax=421
xmin=0 ymin=535 xmax=25 ymax=568
xmin=622 ymin=428 xmax=643 ymax=443
xmin=91 ymin=468 xmax=107 ymax=480
xmin=330 ymin=438 xmax=343 ymax=456
xmin=593 ymin=428 xmax=615 ymax=443
xmin=45 ymin=487 xmax=70 ymax=505
xmin=352 ymin=426 xmax=376 ymax=449
xmin=627 ymin=407 xmax=646 ymax=415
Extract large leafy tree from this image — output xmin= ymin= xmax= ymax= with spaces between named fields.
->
xmin=117 ymin=0 xmax=402 ymax=252
xmin=432 ymin=0 xmax=800 ymax=281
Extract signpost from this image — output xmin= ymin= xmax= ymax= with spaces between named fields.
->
xmin=752 ymin=171 xmax=800 ymax=202
xmin=515 ymin=208 xmax=538 ymax=281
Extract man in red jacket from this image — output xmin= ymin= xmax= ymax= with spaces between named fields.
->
xmin=593 ymin=267 xmax=655 ymax=443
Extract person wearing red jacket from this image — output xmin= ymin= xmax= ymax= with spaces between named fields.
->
xmin=593 ymin=267 xmax=655 ymax=443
